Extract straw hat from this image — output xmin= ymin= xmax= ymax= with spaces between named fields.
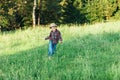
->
xmin=50 ymin=23 xmax=57 ymax=28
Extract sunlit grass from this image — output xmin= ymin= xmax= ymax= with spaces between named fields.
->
xmin=0 ymin=21 xmax=120 ymax=80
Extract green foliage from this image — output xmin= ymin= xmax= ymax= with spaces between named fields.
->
xmin=79 ymin=0 xmax=118 ymax=23
xmin=40 ymin=0 xmax=61 ymax=24
xmin=0 ymin=16 xmax=9 ymax=28
xmin=112 ymin=11 xmax=120 ymax=20
xmin=60 ymin=0 xmax=86 ymax=23
xmin=0 ymin=0 xmax=33 ymax=30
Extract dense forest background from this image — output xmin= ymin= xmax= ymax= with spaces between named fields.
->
xmin=0 ymin=0 xmax=120 ymax=30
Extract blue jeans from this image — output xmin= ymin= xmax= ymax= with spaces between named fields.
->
xmin=48 ymin=40 xmax=57 ymax=56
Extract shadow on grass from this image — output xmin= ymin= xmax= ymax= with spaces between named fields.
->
xmin=0 ymin=32 xmax=120 ymax=80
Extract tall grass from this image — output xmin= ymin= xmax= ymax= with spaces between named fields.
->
xmin=0 ymin=21 xmax=120 ymax=80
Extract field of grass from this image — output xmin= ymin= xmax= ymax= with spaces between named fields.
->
xmin=0 ymin=21 xmax=120 ymax=80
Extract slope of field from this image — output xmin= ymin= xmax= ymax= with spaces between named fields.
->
xmin=0 ymin=21 xmax=120 ymax=80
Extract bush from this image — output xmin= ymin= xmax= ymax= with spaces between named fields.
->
xmin=112 ymin=11 xmax=120 ymax=20
xmin=0 ymin=16 xmax=9 ymax=28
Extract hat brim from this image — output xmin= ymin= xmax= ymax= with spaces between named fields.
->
xmin=50 ymin=26 xmax=57 ymax=28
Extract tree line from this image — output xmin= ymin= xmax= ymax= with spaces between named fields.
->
xmin=0 ymin=0 xmax=120 ymax=31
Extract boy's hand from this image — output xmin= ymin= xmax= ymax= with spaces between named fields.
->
xmin=60 ymin=41 xmax=62 ymax=44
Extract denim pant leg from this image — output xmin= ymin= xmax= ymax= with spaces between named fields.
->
xmin=48 ymin=41 xmax=53 ymax=56
xmin=52 ymin=43 xmax=57 ymax=54
xmin=48 ymin=41 xmax=57 ymax=56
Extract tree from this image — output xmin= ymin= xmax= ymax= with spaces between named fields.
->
xmin=39 ymin=0 xmax=61 ymax=24
xmin=59 ymin=0 xmax=86 ymax=24
xmin=1 ymin=0 xmax=120 ymax=31
xmin=33 ymin=0 xmax=37 ymax=27
xmin=36 ymin=0 xmax=42 ymax=26
xmin=79 ymin=0 xmax=119 ymax=23
xmin=0 ymin=0 xmax=33 ymax=30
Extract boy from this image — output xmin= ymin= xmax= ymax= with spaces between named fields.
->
xmin=45 ymin=23 xmax=62 ymax=59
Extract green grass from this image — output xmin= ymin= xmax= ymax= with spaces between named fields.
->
xmin=0 ymin=21 xmax=120 ymax=80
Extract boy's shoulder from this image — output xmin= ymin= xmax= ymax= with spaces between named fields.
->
xmin=56 ymin=29 xmax=61 ymax=32
xmin=50 ymin=29 xmax=61 ymax=33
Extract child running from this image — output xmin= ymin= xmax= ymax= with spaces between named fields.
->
xmin=45 ymin=23 xmax=62 ymax=59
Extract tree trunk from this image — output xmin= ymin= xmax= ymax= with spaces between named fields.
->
xmin=37 ymin=0 xmax=42 ymax=26
xmin=32 ymin=0 xmax=36 ymax=28
xmin=37 ymin=14 xmax=40 ymax=26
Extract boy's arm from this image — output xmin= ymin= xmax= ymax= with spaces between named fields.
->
xmin=45 ymin=32 xmax=51 ymax=40
xmin=59 ymin=31 xmax=62 ymax=42
xmin=45 ymin=36 xmax=49 ymax=40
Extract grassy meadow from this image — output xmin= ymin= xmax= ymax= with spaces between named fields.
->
xmin=0 ymin=21 xmax=120 ymax=80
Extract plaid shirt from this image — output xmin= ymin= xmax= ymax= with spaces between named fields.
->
xmin=45 ymin=29 xmax=62 ymax=44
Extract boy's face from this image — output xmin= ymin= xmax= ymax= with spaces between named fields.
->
xmin=51 ymin=26 xmax=57 ymax=32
